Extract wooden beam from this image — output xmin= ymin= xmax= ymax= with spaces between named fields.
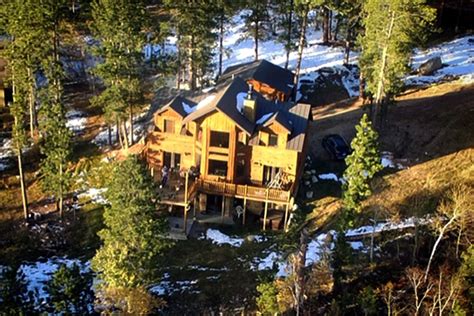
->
xmin=183 ymin=171 xmax=189 ymax=233
xmin=221 ymin=182 xmax=226 ymax=223
xmin=263 ymin=188 xmax=269 ymax=231
xmin=284 ymin=203 xmax=289 ymax=232
xmin=243 ymin=185 xmax=247 ymax=225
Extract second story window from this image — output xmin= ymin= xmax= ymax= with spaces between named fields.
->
xmin=164 ymin=119 xmax=175 ymax=133
xmin=210 ymin=131 xmax=229 ymax=148
xmin=268 ymin=133 xmax=278 ymax=147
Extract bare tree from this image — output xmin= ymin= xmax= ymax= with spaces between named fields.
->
xmin=406 ymin=267 xmax=434 ymax=316
xmin=425 ymin=185 xmax=472 ymax=281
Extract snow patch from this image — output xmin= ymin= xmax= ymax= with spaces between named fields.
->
xmin=256 ymin=112 xmax=274 ymax=125
xmin=66 ymin=110 xmax=88 ymax=135
xmin=18 ymin=257 xmax=91 ymax=307
xmin=206 ymin=229 xmax=244 ymax=247
xmin=78 ymin=188 xmax=108 ymax=205
xmin=236 ymin=92 xmax=247 ymax=113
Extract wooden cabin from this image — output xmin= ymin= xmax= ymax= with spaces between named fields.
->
xmin=145 ymin=76 xmax=311 ymax=230
xmin=217 ymin=59 xmax=295 ymax=102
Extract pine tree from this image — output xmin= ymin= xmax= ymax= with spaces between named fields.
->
xmin=341 ymin=114 xmax=382 ymax=228
xmin=45 ymin=263 xmax=94 ymax=314
xmin=273 ymin=0 xmax=298 ymax=69
xmin=0 ymin=267 xmax=36 ymax=314
xmin=1 ymin=0 xmax=49 ymax=140
xmin=91 ymin=156 xmax=171 ymax=308
xmin=1 ymin=0 xmax=52 ymax=219
xmin=240 ymin=1 xmax=272 ymax=61
xmin=165 ymin=1 xmax=218 ymax=89
xmin=40 ymin=0 xmax=73 ymax=217
xmin=215 ymin=0 xmax=240 ymax=77
xmin=90 ymin=0 xmax=147 ymax=148
xmin=358 ymin=0 xmax=435 ymax=125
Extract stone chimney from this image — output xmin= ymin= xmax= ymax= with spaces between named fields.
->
xmin=243 ymin=83 xmax=256 ymax=123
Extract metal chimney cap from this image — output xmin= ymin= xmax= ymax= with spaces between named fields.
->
xmin=247 ymin=84 xmax=253 ymax=99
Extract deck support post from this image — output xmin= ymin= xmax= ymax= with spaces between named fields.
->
xmin=183 ymin=171 xmax=189 ymax=233
xmin=284 ymin=191 xmax=291 ymax=231
xmin=263 ymin=188 xmax=269 ymax=231
xmin=193 ymin=197 xmax=197 ymax=219
xmin=221 ymin=183 xmax=226 ymax=223
xmin=242 ymin=185 xmax=248 ymax=225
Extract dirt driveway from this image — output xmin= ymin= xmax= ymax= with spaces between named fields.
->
xmin=308 ymin=82 xmax=474 ymax=165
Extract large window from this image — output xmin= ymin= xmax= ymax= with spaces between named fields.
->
xmin=268 ymin=133 xmax=278 ymax=147
xmin=210 ymin=131 xmax=229 ymax=148
xmin=164 ymin=119 xmax=175 ymax=133
xmin=163 ymin=152 xmax=181 ymax=169
xmin=263 ymin=165 xmax=281 ymax=185
xmin=208 ymin=159 xmax=228 ymax=176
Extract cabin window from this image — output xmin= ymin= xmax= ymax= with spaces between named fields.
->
xmin=163 ymin=152 xmax=181 ymax=169
xmin=164 ymin=119 xmax=175 ymax=133
xmin=208 ymin=159 xmax=228 ymax=177
xmin=263 ymin=165 xmax=281 ymax=185
xmin=268 ymin=134 xmax=278 ymax=147
xmin=210 ymin=131 xmax=229 ymax=148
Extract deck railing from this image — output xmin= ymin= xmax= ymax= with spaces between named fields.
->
xmin=196 ymin=179 xmax=291 ymax=204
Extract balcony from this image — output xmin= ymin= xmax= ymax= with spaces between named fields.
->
xmin=196 ymin=179 xmax=292 ymax=205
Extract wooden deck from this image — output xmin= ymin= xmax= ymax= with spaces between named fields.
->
xmin=196 ymin=179 xmax=292 ymax=205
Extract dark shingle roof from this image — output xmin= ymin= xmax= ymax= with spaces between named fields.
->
xmin=155 ymin=95 xmax=197 ymax=118
xmin=178 ymin=76 xmax=311 ymax=152
xmin=219 ymin=59 xmax=295 ymax=95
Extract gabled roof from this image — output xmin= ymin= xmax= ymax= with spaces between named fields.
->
xmin=156 ymin=95 xmax=197 ymax=118
xmin=261 ymin=111 xmax=293 ymax=133
xmin=219 ymin=59 xmax=295 ymax=95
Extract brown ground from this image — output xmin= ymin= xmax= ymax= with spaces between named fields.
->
xmin=309 ymin=81 xmax=474 ymax=164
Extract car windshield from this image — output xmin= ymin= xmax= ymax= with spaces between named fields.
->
xmin=333 ymin=137 xmax=347 ymax=147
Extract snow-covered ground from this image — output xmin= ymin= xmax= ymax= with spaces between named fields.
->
xmin=66 ymin=109 xmax=88 ymax=135
xmin=219 ymin=11 xmax=473 ymax=96
xmin=252 ymin=215 xmax=431 ymax=277
xmin=17 ymin=257 xmax=91 ymax=307
xmin=78 ymin=187 xmax=108 ymax=205
xmin=406 ymin=35 xmax=474 ymax=86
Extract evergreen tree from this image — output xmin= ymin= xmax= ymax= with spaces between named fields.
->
xmin=358 ymin=0 xmax=435 ymax=125
xmin=1 ymin=0 xmax=51 ymax=219
xmin=215 ymin=0 xmax=241 ymax=77
xmin=91 ymin=156 xmax=171 ymax=309
xmin=45 ymin=263 xmax=94 ymax=314
xmin=240 ymin=1 xmax=272 ymax=61
xmin=40 ymin=0 xmax=73 ymax=217
xmin=341 ymin=114 xmax=382 ymax=228
xmin=1 ymin=0 xmax=49 ymax=140
xmin=165 ymin=1 xmax=218 ymax=90
xmin=0 ymin=267 xmax=36 ymax=314
xmin=90 ymin=0 xmax=147 ymax=148
xmin=273 ymin=0 xmax=298 ymax=69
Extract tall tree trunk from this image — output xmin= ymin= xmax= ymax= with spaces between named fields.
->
xmin=328 ymin=10 xmax=332 ymax=41
xmin=189 ymin=34 xmax=196 ymax=90
xmin=333 ymin=14 xmax=340 ymax=41
xmin=17 ymin=144 xmax=29 ymax=220
xmin=294 ymin=228 xmax=309 ymax=316
xmin=218 ymin=14 xmax=224 ymax=77
xmin=373 ymin=10 xmax=395 ymax=127
xmin=58 ymin=162 xmax=63 ymax=217
xmin=343 ymin=29 xmax=351 ymax=65
xmin=117 ymin=120 xmax=123 ymax=148
xmin=254 ymin=20 xmax=259 ymax=61
xmin=284 ymin=0 xmax=294 ymax=69
xmin=322 ymin=7 xmax=329 ymax=44
xmin=121 ymin=121 xmax=129 ymax=149
xmin=27 ymin=67 xmax=36 ymax=139
xmin=294 ymin=6 xmax=309 ymax=87
xmin=129 ymin=104 xmax=133 ymax=145
xmin=176 ymin=30 xmax=181 ymax=90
